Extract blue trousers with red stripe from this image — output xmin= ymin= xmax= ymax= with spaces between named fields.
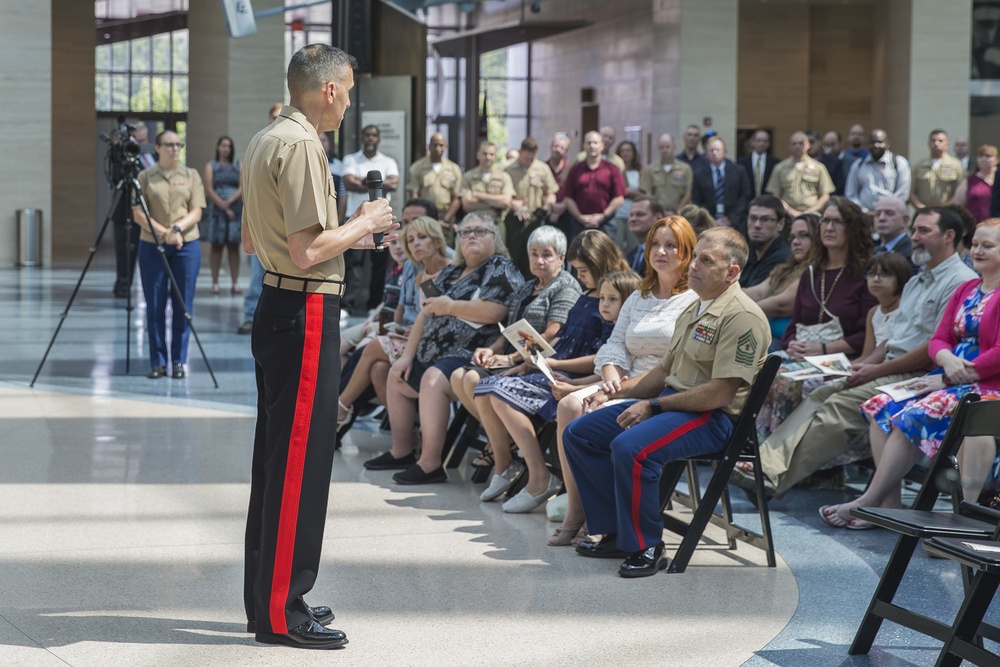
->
xmin=563 ymin=389 xmax=734 ymax=553
xmin=244 ymin=285 xmax=341 ymax=635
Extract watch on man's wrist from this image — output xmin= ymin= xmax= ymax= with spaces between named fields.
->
xmin=648 ymin=398 xmax=662 ymax=415
xmin=172 ymin=225 xmax=182 ymax=234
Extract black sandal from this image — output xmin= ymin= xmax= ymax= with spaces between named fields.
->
xmin=471 ymin=442 xmax=495 ymax=470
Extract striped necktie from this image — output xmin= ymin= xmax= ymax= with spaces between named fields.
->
xmin=714 ymin=166 xmax=725 ymax=204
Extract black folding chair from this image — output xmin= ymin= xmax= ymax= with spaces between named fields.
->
xmin=441 ymin=405 xmax=492 ymax=482
xmin=657 ymin=354 xmax=782 ymax=574
xmin=922 ymin=533 xmax=1000 ymax=667
xmin=849 ymin=393 xmax=1000 ymax=656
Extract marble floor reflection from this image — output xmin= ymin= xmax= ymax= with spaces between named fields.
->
xmin=0 ymin=264 xmax=994 ymax=666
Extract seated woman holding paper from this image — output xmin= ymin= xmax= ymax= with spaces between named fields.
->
xmin=757 ymin=197 xmax=877 ymax=439
xmin=820 ymin=219 xmax=1000 ymax=528
xmin=450 ymin=225 xmax=581 ymax=422
xmin=744 ymin=211 xmax=818 ymax=345
xmin=340 ymin=216 xmax=452 ymax=435
xmin=471 ymin=230 xmax=631 ymax=513
xmin=548 ymin=215 xmax=699 ymax=545
xmin=370 ymin=214 xmax=524 ymax=483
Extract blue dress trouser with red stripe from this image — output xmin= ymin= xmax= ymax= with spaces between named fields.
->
xmin=244 ymin=285 xmax=341 ymax=635
xmin=563 ymin=389 xmax=734 ymax=554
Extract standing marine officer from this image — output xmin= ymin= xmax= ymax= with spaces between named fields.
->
xmin=240 ymin=44 xmax=396 ymax=650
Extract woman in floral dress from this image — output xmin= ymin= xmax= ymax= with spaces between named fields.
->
xmin=820 ymin=218 xmax=1000 ymax=528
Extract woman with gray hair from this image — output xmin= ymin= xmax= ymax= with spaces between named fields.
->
xmin=367 ymin=213 xmax=524 ymax=483
xmin=451 ymin=225 xmax=581 ymax=421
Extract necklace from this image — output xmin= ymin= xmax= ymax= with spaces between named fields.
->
xmin=818 ymin=265 xmax=846 ymax=322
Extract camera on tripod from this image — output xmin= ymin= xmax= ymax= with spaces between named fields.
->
xmin=100 ymin=114 xmax=142 ymax=186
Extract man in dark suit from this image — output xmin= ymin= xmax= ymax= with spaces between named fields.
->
xmin=692 ymin=136 xmax=753 ymax=236
xmin=737 ymin=130 xmax=779 ymax=197
xmin=873 ymin=196 xmax=917 ymax=274
xmin=807 ymin=130 xmax=845 ymax=196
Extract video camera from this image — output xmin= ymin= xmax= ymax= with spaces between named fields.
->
xmin=100 ymin=114 xmax=142 ymax=187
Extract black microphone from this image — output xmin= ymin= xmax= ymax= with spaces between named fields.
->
xmin=366 ymin=169 xmax=385 ymax=251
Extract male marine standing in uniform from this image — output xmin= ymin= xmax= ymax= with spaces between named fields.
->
xmin=563 ymin=228 xmax=770 ymax=577
xmin=241 ymin=44 xmax=395 ymax=649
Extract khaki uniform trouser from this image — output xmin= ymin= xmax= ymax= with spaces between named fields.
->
xmin=759 ymin=371 xmax=921 ymax=495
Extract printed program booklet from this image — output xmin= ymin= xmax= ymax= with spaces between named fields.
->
xmin=499 ymin=319 xmax=557 ymax=383
xmin=779 ymin=353 xmax=853 ymax=380
xmin=875 ymin=376 xmax=930 ymax=402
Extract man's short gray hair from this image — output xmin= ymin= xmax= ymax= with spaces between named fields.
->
xmin=527 ymin=225 xmax=567 ymax=256
xmin=287 ymin=44 xmax=357 ymax=95
xmin=700 ymin=227 xmax=749 ymax=270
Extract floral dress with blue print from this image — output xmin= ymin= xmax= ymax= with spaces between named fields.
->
xmin=861 ymin=284 xmax=1000 ymax=459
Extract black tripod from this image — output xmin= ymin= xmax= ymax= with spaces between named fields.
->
xmin=32 ymin=160 xmax=218 ymax=388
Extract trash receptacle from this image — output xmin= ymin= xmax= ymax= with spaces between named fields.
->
xmin=16 ymin=208 xmax=42 ymax=267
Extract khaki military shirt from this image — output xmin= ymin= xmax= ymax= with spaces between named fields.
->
xmin=408 ymin=156 xmax=463 ymax=216
xmin=459 ymin=166 xmax=516 ymax=222
xmin=639 ymin=160 xmax=693 ymax=211
xmin=767 ymin=156 xmax=835 ymax=211
xmin=241 ymin=105 xmax=344 ymax=281
xmin=911 ymin=153 xmax=965 ymax=206
xmin=135 ymin=163 xmax=206 ymax=244
xmin=660 ymin=282 xmax=771 ymax=416
xmin=505 ymin=157 xmax=559 ymax=212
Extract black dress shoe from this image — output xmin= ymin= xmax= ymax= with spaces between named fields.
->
xmin=171 ymin=363 xmax=186 ymax=379
xmin=575 ymin=534 xmax=629 ymax=559
xmin=255 ymin=618 xmax=348 ymax=649
xmin=393 ymin=463 xmax=447 ymax=485
xmin=619 ymin=542 xmax=668 ymax=578
xmin=147 ymin=365 xmax=166 ymax=379
xmin=247 ymin=605 xmax=334 ymax=633
xmin=364 ymin=450 xmax=417 ymax=471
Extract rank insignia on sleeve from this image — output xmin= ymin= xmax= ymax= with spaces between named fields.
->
xmin=692 ymin=322 xmax=717 ymax=344
xmin=735 ymin=330 xmax=758 ymax=366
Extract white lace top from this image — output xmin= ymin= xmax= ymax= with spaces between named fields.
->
xmin=593 ymin=289 xmax=699 ymax=375
xmin=871 ymin=304 xmax=902 ymax=348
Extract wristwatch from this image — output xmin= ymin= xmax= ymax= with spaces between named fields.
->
xmin=172 ymin=224 xmax=182 ymax=234
xmin=648 ymin=398 xmax=662 ymax=415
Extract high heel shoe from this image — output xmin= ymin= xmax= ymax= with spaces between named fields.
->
xmin=337 ymin=400 xmax=354 ymax=428
xmin=548 ymin=523 xmax=584 ymax=547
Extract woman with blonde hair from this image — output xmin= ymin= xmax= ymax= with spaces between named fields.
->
xmin=339 ymin=216 xmax=451 ymax=432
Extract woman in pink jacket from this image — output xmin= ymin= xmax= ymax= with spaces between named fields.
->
xmin=820 ymin=217 xmax=1000 ymax=529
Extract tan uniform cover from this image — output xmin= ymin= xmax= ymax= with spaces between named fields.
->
xmin=639 ymin=160 xmax=693 ymax=211
xmin=911 ymin=153 xmax=965 ymax=206
xmin=135 ymin=164 xmax=206 ymax=244
xmin=408 ymin=156 xmax=463 ymax=215
xmin=459 ymin=166 xmax=516 ymax=222
xmin=659 ymin=281 xmax=771 ymax=416
xmin=767 ymin=155 xmax=835 ymax=211
xmin=505 ymin=157 xmax=559 ymax=212
xmin=241 ymin=105 xmax=344 ymax=281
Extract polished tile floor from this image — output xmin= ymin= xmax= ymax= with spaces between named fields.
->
xmin=1 ymin=260 xmax=996 ymax=666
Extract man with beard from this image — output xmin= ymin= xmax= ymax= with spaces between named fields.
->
xmin=738 ymin=195 xmax=789 ymax=288
xmin=845 ymin=129 xmax=911 ymax=212
xmin=734 ymin=207 xmax=976 ymax=498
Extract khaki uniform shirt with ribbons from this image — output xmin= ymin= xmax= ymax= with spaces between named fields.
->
xmin=505 ymin=157 xmax=559 ymax=212
xmin=639 ymin=160 xmax=693 ymax=211
xmin=241 ymin=105 xmax=344 ymax=281
xmin=659 ymin=281 xmax=771 ymax=416
xmin=459 ymin=166 xmax=516 ymax=222
xmin=135 ymin=163 xmax=206 ymax=245
xmin=767 ymin=155 xmax=835 ymax=211
xmin=911 ymin=153 xmax=965 ymax=206
xmin=408 ymin=156 xmax=464 ymax=216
